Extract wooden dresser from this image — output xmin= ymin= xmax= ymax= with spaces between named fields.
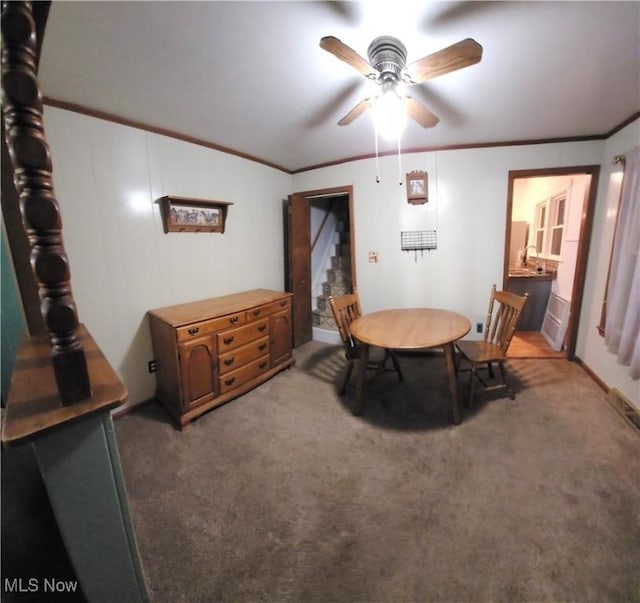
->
xmin=148 ymin=289 xmax=294 ymax=430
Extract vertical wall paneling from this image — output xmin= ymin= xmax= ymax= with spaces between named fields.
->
xmin=41 ymin=104 xmax=639 ymax=408
xmin=44 ymin=107 xmax=290 ymax=408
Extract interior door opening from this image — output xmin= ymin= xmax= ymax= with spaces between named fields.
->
xmin=286 ymin=186 xmax=355 ymax=347
xmin=504 ymin=166 xmax=600 ymax=360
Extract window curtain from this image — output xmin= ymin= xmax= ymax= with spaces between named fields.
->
xmin=605 ymin=146 xmax=640 ymax=379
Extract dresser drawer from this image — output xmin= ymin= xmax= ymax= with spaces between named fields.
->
xmin=218 ymin=336 xmax=270 ymax=375
xmin=246 ymin=297 xmax=291 ymax=321
xmin=176 ymin=312 xmax=245 ymax=342
xmin=217 ymin=318 xmax=269 ymax=351
xmin=219 ymin=354 xmax=270 ymax=393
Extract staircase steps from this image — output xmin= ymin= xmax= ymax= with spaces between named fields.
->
xmin=312 ymin=221 xmax=351 ymax=331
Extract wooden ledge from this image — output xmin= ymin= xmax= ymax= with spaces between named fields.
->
xmin=2 ymin=324 xmax=127 ymax=447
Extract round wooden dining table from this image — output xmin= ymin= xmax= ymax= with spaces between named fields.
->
xmin=349 ymin=308 xmax=471 ymax=424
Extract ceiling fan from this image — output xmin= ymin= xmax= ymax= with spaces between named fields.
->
xmin=319 ymin=35 xmax=483 ymax=130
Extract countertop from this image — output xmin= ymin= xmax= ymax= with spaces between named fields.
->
xmin=508 ymin=268 xmax=555 ymax=280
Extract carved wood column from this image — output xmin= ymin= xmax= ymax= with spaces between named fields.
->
xmin=1 ymin=0 xmax=90 ymax=404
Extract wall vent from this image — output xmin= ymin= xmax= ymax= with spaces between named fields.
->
xmin=605 ymin=388 xmax=640 ymax=432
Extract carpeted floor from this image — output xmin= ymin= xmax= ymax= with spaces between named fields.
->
xmin=115 ymin=341 xmax=640 ymax=603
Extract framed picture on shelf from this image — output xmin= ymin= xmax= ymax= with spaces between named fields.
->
xmin=157 ymin=196 xmax=233 ymax=233
xmin=406 ymin=170 xmax=428 ymax=204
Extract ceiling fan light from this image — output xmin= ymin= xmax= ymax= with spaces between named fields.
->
xmin=372 ymin=88 xmax=406 ymax=140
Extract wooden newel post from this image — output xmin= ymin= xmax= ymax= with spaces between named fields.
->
xmin=1 ymin=0 xmax=91 ymax=404
xmin=2 ymin=5 xmax=149 ymax=599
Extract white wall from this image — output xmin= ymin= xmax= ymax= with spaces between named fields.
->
xmin=44 ymin=107 xmax=291 ymax=408
xmin=292 ymin=129 xmax=639 ymax=406
xmin=292 ymin=141 xmax=602 ymax=333
xmin=577 ymin=118 xmax=640 ymax=407
xmin=42 ymin=106 xmax=638 ymax=409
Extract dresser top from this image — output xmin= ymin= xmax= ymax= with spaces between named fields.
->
xmin=148 ymin=288 xmax=291 ymax=327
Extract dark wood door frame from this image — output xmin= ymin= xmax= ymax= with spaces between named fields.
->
xmin=504 ymin=165 xmax=600 ymax=360
xmin=286 ymin=185 xmax=355 ymax=347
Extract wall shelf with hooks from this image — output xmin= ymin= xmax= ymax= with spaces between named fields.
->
xmin=401 ymin=230 xmax=437 ymax=260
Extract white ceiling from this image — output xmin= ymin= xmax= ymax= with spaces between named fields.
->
xmin=39 ymin=1 xmax=639 ymax=173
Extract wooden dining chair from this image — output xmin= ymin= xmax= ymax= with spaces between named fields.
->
xmin=328 ymin=289 xmax=404 ymax=395
xmin=455 ymin=284 xmax=528 ymax=408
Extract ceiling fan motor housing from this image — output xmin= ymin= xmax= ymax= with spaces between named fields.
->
xmin=367 ymin=36 xmax=407 ymax=84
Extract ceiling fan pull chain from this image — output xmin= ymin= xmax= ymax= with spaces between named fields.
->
xmin=374 ymin=123 xmax=380 ymax=183
xmin=397 ymin=135 xmax=402 ymax=185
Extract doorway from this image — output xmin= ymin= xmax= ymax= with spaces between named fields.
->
xmin=504 ymin=166 xmax=600 ymax=360
xmin=286 ymin=185 xmax=355 ymax=347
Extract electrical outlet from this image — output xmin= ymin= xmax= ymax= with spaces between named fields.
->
xmin=476 ymin=322 xmax=483 ymax=334
xmin=148 ymin=360 xmax=157 ymax=373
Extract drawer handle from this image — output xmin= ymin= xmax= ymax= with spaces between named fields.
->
xmin=258 ymin=325 xmax=267 ymax=332
xmin=188 ymin=327 xmax=199 ymax=336
xmin=280 ymin=300 xmax=287 ymax=307
xmin=224 ymin=358 xmax=235 ymax=366
xmin=230 ymin=316 xmax=239 ymax=324
xmin=259 ymin=362 xmax=268 ymax=370
xmin=258 ymin=343 xmax=267 ymax=351
xmin=223 ymin=336 xmax=235 ymax=345
xmin=252 ymin=309 xmax=261 ymax=316
xmin=224 ymin=377 xmax=235 ymax=387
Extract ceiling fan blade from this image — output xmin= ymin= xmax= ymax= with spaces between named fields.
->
xmin=404 ymin=38 xmax=482 ymax=84
xmin=305 ymin=79 xmax=363 ymax=128
xmin=320 ymin=36 xmax=377 ymax=78
xmin=403 ymin=96 xmax=440 ymax=128
xmin=338 ymin=98 xmax=373 ymax=126
xmin=425 ymin=2 xmax=495 ymax=28
xmin=321 ymin=2 xmax=361 ymax=25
